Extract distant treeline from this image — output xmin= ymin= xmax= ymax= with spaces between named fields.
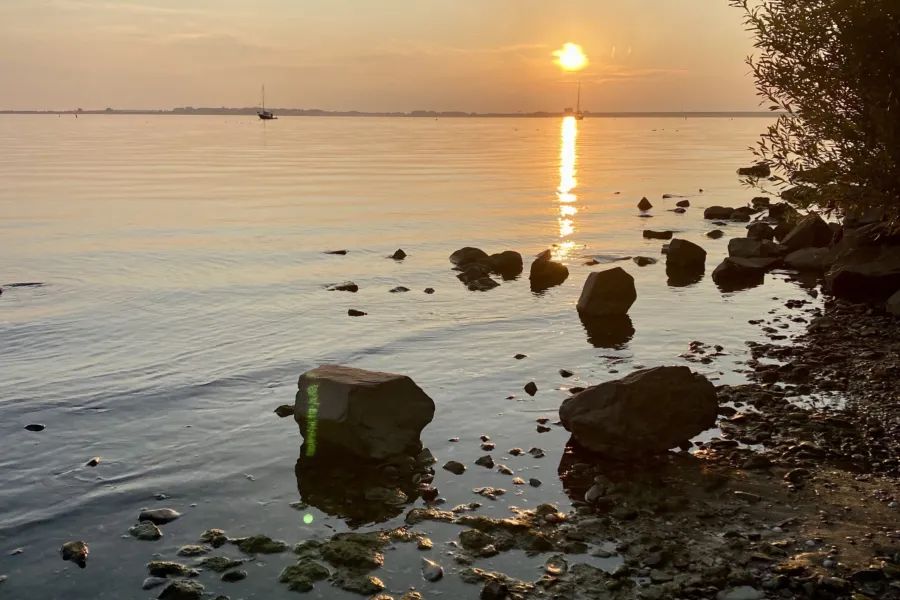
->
xmin=0 ymin=108 xmax=780 ymax=118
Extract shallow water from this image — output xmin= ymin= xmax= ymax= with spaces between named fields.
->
xmin=0 ymin=114 xmax=818 ymax=598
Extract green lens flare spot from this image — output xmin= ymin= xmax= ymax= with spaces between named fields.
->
xmin=303 ymin=514 xmax=314 ymax=525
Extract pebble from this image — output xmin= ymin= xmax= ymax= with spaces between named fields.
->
xmin=524 ymin=382 xmax=538 ymax=396
xmin=512 ymin=477 xmax=525 ymax=485
xmin=139 ymin=508 xmax=181 ymax=525
xmin=60 ymin=541 xmax=89 ymax=568
xmin=443 ymin=461 xmax=466 ymax=475
xmin=481 ymin=442 xmax=495 ymax=451
xmin=389 ymin=286 xmax=410 ymax=293
xmin=348 ymin=309 xmax=367 ymax=317
xmin=424 ymin=288 xmax=435 ymax=294
xmin=129 ymin=521 xmax=163 ymax=541
xmin=24 ymin=424 xmax=45 ymax=432
xmin=497 ymin=465 xmax=514 ymax=476
xmin=559 ymin=369 xmax=574 ymax=378
xmin=85 ymin=457 xmax=100 ymax=467
xmin=480 ymin=435 xmax=490 ymax=442
xmin=421 ymin=558 xmax=443 ymax=582
xmin=474 ymin=455 xmax=494 ymax=468
xmin=417 ymin=538 xmax=433 ymax=550
xmin=514 ymin=354 xmax=527 ymax=360
xmin=508 ymin=448 xmax=523 ymax=456
xmin=536 ymin=425 xmax=551 ymax=433
xmin=529 ymin=478 xmax=542 ymax=487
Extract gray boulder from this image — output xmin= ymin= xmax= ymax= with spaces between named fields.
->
xmin=576 ymin=267 xmax=637 ymax=317
xmin=295 ymin=365 xmax=435 ymax=460
xmin=559 ymin=366 xmax=718 ymax=459
xmin=704 ymin=206 xmax=735 ymax=220
xmin=666 ymin=239 xmax=707 ymax=270
xmin=746 ymin=223 xmax=775 ymax=241
xmin=888 ymin=290 xmax=900 ymax=316
xmin=727 ymin=238 xmax=788 ymax=259
xmin=784 ymin=247 xmax=837 ymax=272
xmin=450 ymin=247 xmax=488 ymax=267
xmin=781 ymin=214 xmax=834 ymax=252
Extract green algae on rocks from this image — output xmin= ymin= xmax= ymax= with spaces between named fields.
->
xmin=278 ymin=560 xmax=330 ymax=592
xmin=198 ymin=556 xmax=246 ymax=573
xmin=235 ymin=534 xmax=288 ymax=554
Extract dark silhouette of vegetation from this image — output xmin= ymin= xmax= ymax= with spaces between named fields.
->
xmin=731 ymin=0 xmax=900 ymax=220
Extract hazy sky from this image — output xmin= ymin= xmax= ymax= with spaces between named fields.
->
xmin=0 ymin=0 xmax=760 ymax=112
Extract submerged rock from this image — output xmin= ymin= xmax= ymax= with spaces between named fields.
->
xmin=475 ymin=455 xmax=494 ymax=468
xmin=158 ymin=580 xmax=204 ymax=600
xmin=704 ymin=206 xmax=735 ymax=220
xmin=643 ymin=230 xmax=672 ymax=240
xmin=274 ymin=404 xmax=295 ymax=418
xmin=576 ymin=267 xmax=636 ymax=317
xmin=142 ymin=577 xmax=168 ymax=590
xmin=727 ymin=238 xmax=787 ymax=259
xmin=529 ymin=250 xmax=569 ymax=292
xmin=457 ymin=264 xmax=491 ymax=283
xmin=389 ymin=286 xmax=410 ymax=293
xmin=25 ymin=423 xmax=45 ymax=432
xmin=524 ymin=381 xmax=538 ymax=396
xmin=633 ymin=256 xmax=657 ymax=267
xmin=676 ymin=199 xmax=690 ymax=208
xmin=712 ymin=257 xmax=778 ymax=289
xmin=139 ymin=508 xmax=181 ymax=525
xmin=467 ymin=277 xmax=500 ymax=292
xmin=176 ymin=545 xmax=211 ymax=557
xmin=422 ymin=558 xmax=444 ymax=582
xmin=60 ymin=541 xmax=88 ymax=568
xmin=147 ymin=561 xmax=198 ymax=577
xmin=199 ymin=529 xmax=228 ymax=548
xmin=559 ymin=366 xmax=717 ymax=458
xmin=221 ymin=570 xmax=247 ymax=582
xmin=129 ymin=521 xmax=162 ymax=541
xmin=487 ymin=251 xmax=524 ymax=278
xmin=324 ymin=250 xmax=348 ymax=255
xmin=746 ymin=222 xmax=775 ymax=241
xmin=236 ymin=534 xmax=288 ymax=554
xmin=327 ymin=281 xmax=358 ymax=292
xmin=320 ymin=532 xmax=386 ymax=569
xmin=295 ymin=365 xmax=435 ymax=461
xmin=737 ymin=163 xmax=771 ymax=178
xmin=348 ymin=309 xmax=367 ymax=317
xmin=389 ymin=249 xmax=407 ymax=260
xmin=199 ymin=557 xmax=246 ymax=573
xmin=450 ymin=247 xmax=489 ymax=267
xmin=278 ymin=561 xmax=330 ymax=592
xmin=707 ymin=230 xmax=725 ymax=240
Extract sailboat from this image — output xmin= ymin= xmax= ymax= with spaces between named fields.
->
xmin=563 ymin=80 xmax=585 ymax=120
xmin=258 ymin=85 xmax=276 ymax=120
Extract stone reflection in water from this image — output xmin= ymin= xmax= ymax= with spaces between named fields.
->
xmin=714 ymin=274 xmax=765 ymax=293
xmin=294 ymin=444 xmax=436 ymax=528
xmin=579 ymin=314 xmax=634 ymax=349
xmin=665 ymin=264 xmax=705 ymax=288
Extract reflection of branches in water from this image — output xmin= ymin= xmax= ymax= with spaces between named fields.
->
xmin=579 ymin=314 xmax=634 ymax=349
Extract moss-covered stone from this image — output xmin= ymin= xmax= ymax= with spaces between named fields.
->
xmin=320 ymin=539 xmax=384 ymax=569
xmin=459 ymin=529 xmax=494 ymax=550
xmin=278 ymin=561 xmax=330 ymax=592
xmin=199 ymin=529 xmax=228 ymax=548
xmin=176 ymin=545 xmax=210 ymax=557
xmin=198 ymin=556 xmax=246 ymax=573
xmin=147 ymin=561 xmax=199 ymax=577
xmin=405 ymin=507 xmax=454 ymax=525
xmin=333 ymin=572 xmax=385 ymax=595
xmin=293 ymin=540 xmax=323 ymax=559
xmin=236 ymin=534 xmax=288 ymax=554
xmin=158 ymin=580 xmax=204 ymax=600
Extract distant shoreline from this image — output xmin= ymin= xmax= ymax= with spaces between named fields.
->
xmin=0 ymin=109 xmax=781 ymax=118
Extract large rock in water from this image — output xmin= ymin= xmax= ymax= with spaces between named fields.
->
xmin=450 ymin=247 xmax=489 ymax=268
xmin=704 ymin=206 xmax=735 ymax=220
xmin=576 ymin=267 xmax=636 ymax=317
xmin=487 ymin=251 xmax=523 ymax=278
xmin=727 ymin=238 xmax=787 ymax=259
xmin=784 ymin=247 xmax=837 ymax=272
xmin=666 ymin=239 xmax=707 ymax=270
xmin=781 ymin=214 xmax=834 ymax=252
xmin=712 ymin=257 xmax=778 ymax=289
xmin=295 ymin=365 xmax=435 ymax=460
xmin=558 ymin=366 xmax=717 ymax=459
xmin=825 ymin=259 xmax=900 ymax=303
xmin=529 ymin=251 xmax=569 ymax=292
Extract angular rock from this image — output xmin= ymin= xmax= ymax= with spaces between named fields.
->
xmin=390 ymin=249 xmax=407 ymax=260
xmin=826 ymin=260 xmax=900 ymax=303
xmin=524 ymin=382 xmax=538 ymax=396
xmin=389 ymin=286 xmax=410 ymax=293
xmin=633 ymin=257 xmax=657 ymax=267
xmin=60 ymin=541 xmax=88 ymax=568
xmin=295 ymin=365 xmax=435 ymax=460
xmin=781 ymin=214 xmax=834 ymax=252
xmin=643 ymin=230 xmax=672 ymax=240
xmin=746 ymin=223 xmax=775 ymax=241
xmin=327 ymin=281 xmax=358 ymax=292
xmin=422 ymin=558 xmax=443 ymax=582
xmin=676 ymin=200 xmax=690 ymax=208
xmin=467 ymin=278 xmax=500 ymax=292
xmin=450 ymin=247 xmax=489 ymax=267
xmin=784 ymin=247 xmax=837 ymax=272
xmin=529 ymin=253 xmax=569 ymax=292
xmin=707 ymin=230 xmax=725 ymax=240
xmin=727 ymin=238 xmax=787 ymax=259
xmin=348 ymin=309 xmax=367 ymax=317
xmin=576 ymin=267 xmax=636 ymax=317
xmin=559 ymin=366 xmax=718 ymax=459
xmin=443 ymin=461 xmax=466 ymax=475
xmin=237 ymin=534 xmax=287 ymax=554
xmin=704 ymin=206 xmax=735 ymax=220
xmin=713 ymin=257 xmax=779 ymax=286
xmin=638 ymin=197 xmax=653 ymax=211
xmin=666 ymin=239 xmax=707 ymax=270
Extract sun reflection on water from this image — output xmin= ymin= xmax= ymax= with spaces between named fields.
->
xmin=555 ymin=116 xmax=579 ymax=259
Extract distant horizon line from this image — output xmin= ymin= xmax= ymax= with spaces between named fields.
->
xmin=0 ymin=107 xmax=781 ymax=118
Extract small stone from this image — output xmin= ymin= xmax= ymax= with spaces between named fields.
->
xmin=326 ymin=281 xmax=358 ymax=292
xmin=139 ymin=508 xmax=181 ymax=525
xmin=199 ymin=529 xmax=228 ymax=548
xmin=638 ymin=197 xmax=653 ymax=211
xmin=524 ymin=382 xmax=538 ymax=396
xmin=129 ymin=521 xmax=163 ymax=541
xmin=60 ymin=541 xmax=88 ymax=568
xmin=422 ymin=558 xmax=443 ymax=582
xmin=274 ymin=405 xmax=294 ymax=418
xmin=512 ymin=477 xmax=525 ymax=485
xmin=142 ymin=577 xmax=168 ymax=590
xmin=176 ymin=545 xmax=210 ymax=557
xmin=424 ymin=288 xmax=435 ymax=294
xmin=199 ymin=557 xmax=246 ymax=573
xmin=389 ymin=286 xmax=410 ymax=293
xmin=497 ymin=465 xmax=513 ymax=475
xmin=348 ymin=309 xmax=367 ymax=317
xmin=514 ymin=354 xmax=527 ymax=359
xmin=417 ymin=537 xmax=433 ymax=550
xmin=474 ymin=455 xmax=494 ymax=468
xmin=24 ymin=424 xmax=45 ymax=432
xmin=481 ymin=580 xmax=509 ymax=600
xmin=324 ymin=249 xmax=347 ymax=255
xmin=221 ymin=570 xmax=247 ymax=583
xmin=147 ymin=561 xmax=199 ymax=578
xmin=481 ymin=442 xmax=495 ymax=451
xmin=420 ymin=486 xmax=439 ymax=502
xmin=86 ymin=457 xmax=100 ymax=467
xmin=508 ymin=448 xmax=524 ymax=456
xmin=529 ymin=478 xmax=542 ymax=487
xmin=559 ymin=369 xmax=574 ymax=378
xmin=443 ymin=461 xmax=466 ymax=475
xmin=707 ymin=230 xmax=725 ymax=240
xmin=536 ymin=424 xmax=551 ymax=433
xmin=528 ymin=447 xmax=545 ymax=457
xmin=390 ymin=249 xmax=407 ymax=260
xmin=236 ymin=534 xmax=288 ymax=554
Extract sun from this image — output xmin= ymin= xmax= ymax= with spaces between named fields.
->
xmin=553 ymin=43 xmax=588 ymax=72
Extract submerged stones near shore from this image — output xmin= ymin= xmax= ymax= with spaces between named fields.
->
xmin=559 ymin=366 xmax=717 ymax=459
xmin=129 ymin=521 xmax=162 ymax=541
xmin=139 ymin=508 xmax=181 ymax=525
xmin=295 ymin=365 xmax=435 ymax=461
xmin=666 ymin=239 xmax=707 ymax=270
xmin=576 ymin=267 xmax=636 ymax=317
xmin=157 ymin=580 xmax=204 ymax=600
xmin=447 ymin=247 xmax=523 ymax=291
xmin=704 ymin=206 xmax=736 ymax=220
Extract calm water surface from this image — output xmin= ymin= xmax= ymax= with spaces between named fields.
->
xmin=0 ymin=115 xmax=815 ymax=599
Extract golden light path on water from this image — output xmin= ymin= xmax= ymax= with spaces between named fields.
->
xmin=555 ymin=116 xmax=578 ymax=259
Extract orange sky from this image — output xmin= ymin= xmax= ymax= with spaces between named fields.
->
xmin=0 ymin=0 xmax=759 ymax=112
